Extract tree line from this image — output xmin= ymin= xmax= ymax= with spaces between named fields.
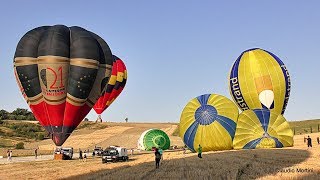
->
xmin=0 ymin=108 xmax=36 ymax=120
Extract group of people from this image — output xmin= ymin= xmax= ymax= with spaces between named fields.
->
xmin=6 ymin=150 xmax=12 ymax=161
xmin=79 ymin=149 xmax=88 ymax=162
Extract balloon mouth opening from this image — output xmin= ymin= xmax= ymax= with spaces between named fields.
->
xmin=153 ymin=136 xmax=166 ymax=147
xmin=194 ymin=105 xmax=217 ymax=125
xmin=262 ymin=132 xmax=271 ymax=138
xmin=52 ymin=133 xmax=71 ymax=146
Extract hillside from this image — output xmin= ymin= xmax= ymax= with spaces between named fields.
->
xmin=289 ymin=119 xmax=320 ymax=135
xmin=0 ymin=121 xmax=183 ymax=156
xmin=1 ymin=119 xmax=320 ymax=157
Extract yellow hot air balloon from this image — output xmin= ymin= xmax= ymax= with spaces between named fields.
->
xmin=179 ymin=94 xmax=239 ymax=152
xmin=233 ymin=109 xmax=293 ymax=149
xmin=229 ymin=48 xmax=291 ymax=115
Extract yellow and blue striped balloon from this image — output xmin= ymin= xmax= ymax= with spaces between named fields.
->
xmin=229 ymin=48 xmax=291 ymax=115
xmin=179 ymin=94 xmax=239 ymax=152
xmin=233 ymin=109 xmax=293 ymax=149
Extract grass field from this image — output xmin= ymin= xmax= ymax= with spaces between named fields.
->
xmin=1 ymin=120 xmax=320 ymax=179
xmin=1 ymin=134 xmax=320 ymax=179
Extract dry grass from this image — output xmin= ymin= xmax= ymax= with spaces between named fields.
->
xmin=1 ymin=124 xmax=320 ymax=179
xmin=0 ymin=123 xmax=182 ymax=156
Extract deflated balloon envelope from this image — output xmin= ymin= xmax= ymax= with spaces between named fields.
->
xmin=93 ymin=55 xmax=127 ymax=117
xmin=233 ymin=109 xmax=293 ymax=149
xmin=179 ymin=94 xmax=239 ymax=152
xmin=137 ymin=129 xmax=170 ymax=150
xmin=229 ymin=48 xmax=291 ymax=115
xmin=14 ymin=25 xmax=113 ymax=146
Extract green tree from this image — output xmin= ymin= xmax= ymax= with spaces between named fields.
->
xmin=15 ymin=142 xmax=24 ymax=149
xmin=37 ymin=133 xmax=45 ymax=140
xmin=0 ymin=109 xmax=9 ymax=120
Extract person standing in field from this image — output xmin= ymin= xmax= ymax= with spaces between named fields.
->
xmin=35 ymin=148 xmax=38 ymax=159
xmin=9 ymin=150 xmax=12 ymax=161
xmin=198 ymin=144 xmax=202 ymax=158
xmin=7 ymin=149 xmax=10 ymax=161
xmin=92 ymin=151 xmax=95 ymax=158
xmin=79 ymin=149 xmax=83 ymax=161
xmin=83 ymin=150 xmax=87 ymax=162
xmin=155 ymin=148 xmax=161 ymax=169
xmin=317 ymin=137 xmax=319 ymax=145
xmin=307 ymin=136 xmax=312 ymax=149
xmin=158 ymin=148 xmax=163 ymax=161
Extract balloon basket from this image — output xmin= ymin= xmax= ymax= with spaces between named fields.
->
xmin=54 ymin=153 xmax=63 ymax=160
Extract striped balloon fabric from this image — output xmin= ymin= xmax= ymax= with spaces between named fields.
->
xmin=137 ymin=129 xmax=170 ymax=151
xmin=93 ymin=55 xmax=127 ymax=117
xmin=179 ymin=94 xmax=239 ymax=152
xmin=233 ymin=109 xmax=293 ymax=149
xmin=14 ymin=25 xmax=113 ymax=146
xmin=229 ymin=48 xmax=291 ymax=115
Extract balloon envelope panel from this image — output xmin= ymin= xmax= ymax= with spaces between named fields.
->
xmin=229 ymin=48 xmax=291 ymax=115
xmin=93 ymin=56 xmax=127 ymax=115
xmin=233 ymin=109 xmax=293 ymax=149
xmin=138 ymin=129 xmax=170 ymax=150
xmin=14 ymin=25 xmax=113 ymax=146
xmin=179 ymin=94 xmax=239 ymax=152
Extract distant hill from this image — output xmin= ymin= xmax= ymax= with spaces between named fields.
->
xmin=289 ymin=119 xmax=320 ymax=135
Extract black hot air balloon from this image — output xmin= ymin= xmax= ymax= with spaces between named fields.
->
xmin=14 ymin=25 xmax=113 ymax=146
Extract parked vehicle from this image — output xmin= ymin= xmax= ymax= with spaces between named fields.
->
xmin=93 ymin=147 xmax=104 ymax=156
xmin=54 ymin=147 xmax=73 ymax=160
xmin=102 ymin=146 xmax=128 ymax=163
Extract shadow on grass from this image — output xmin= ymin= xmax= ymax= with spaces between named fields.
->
xmin=66 ymin=149 xmax=317 ymax=180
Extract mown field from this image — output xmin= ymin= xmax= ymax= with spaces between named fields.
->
xmin=1 ymin=134 xmax=320 ymax=179
xmin=0 ymin=120 xmax=320 ymax=179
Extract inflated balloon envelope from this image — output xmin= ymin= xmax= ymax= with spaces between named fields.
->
xmin=14 ymin=25 xmax=113 ymax=146
xmin=137 ymin=129 xmax=170 ymax=151
xmin=229 ymin=48 xmax=293 ymax=149
xmin=93 ymin=55 xmax=127 ymax=121
xmin=233 ymin=109 xmax=294 ymax=149
xmin=229 ymin=48 xmax=291 ymax=115
xmin=179 ymin=94 xmax=239 ymax=152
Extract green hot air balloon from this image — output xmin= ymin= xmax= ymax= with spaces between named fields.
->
xmin=137 ymin=129 xmax=170 ymax=150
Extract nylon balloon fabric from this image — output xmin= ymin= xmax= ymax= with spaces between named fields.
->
xmin=93 ymin=55 xmax=127 ymax=116
xmin=229 ymin=48 xmax=291 ymax=115
xmin=233 ymin=109 xmax=293 ymax=149
xmin=179 ymin=94 xmax=239 ymax=152
xmin=14 ymin=25 xmax=113 ymax=146
xmin=137 ymin=129 xmax=170 ymax=150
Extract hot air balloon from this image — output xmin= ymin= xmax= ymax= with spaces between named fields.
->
xmin=93 ymin=55 xmax=127 ymax=122
xmin=229 ymin=48 xmax=291 ymax=115
xmin=179 ymin=94 xmax=239 ymax=152
xmin=137 ymin=129 xmax=170 ymax=150
xmin=233 ymin=109 xmax=293 ymax=149
xmin=14 ymin=25 xmax=113 ymax=146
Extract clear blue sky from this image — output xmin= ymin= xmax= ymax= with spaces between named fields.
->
xmin=0 ymin=1 xmax=319 ymax=122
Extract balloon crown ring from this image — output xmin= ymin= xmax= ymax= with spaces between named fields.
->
xmin=195 ymin=105 xmax=218 ymax=125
